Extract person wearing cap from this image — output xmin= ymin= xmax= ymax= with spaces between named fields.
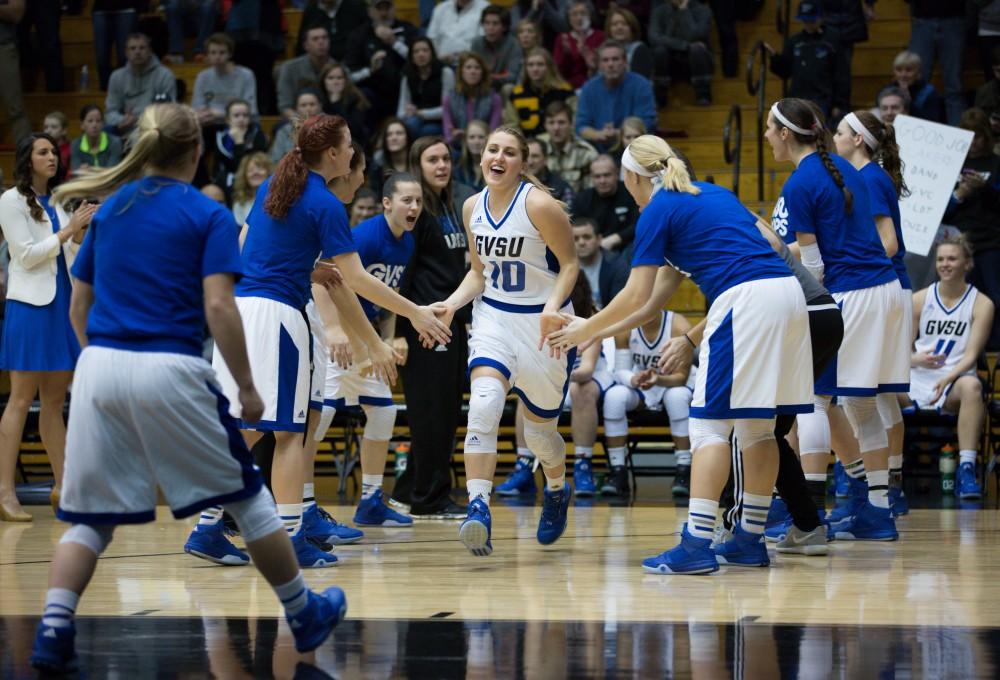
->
xmin=765 ymin=1 xmax=850 ymax=119
xmin=297 ymin=0 xmax=369 ymax=62
xmin=344 ymin=0 xmax=417 ymax=121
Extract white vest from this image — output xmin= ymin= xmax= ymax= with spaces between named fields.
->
xmin=0 ymin=188 xmax=78 ymax=306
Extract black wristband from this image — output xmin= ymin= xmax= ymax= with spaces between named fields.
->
xmin=684 ymin=334 xmax=696 ymax=349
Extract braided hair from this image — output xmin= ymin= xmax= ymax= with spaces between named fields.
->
xmin=774 ymin=98 xmax=853 ymax=214
xmin=850 ymin=109 xmax=910 ymax=199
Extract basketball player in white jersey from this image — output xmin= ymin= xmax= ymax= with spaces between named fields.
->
xmin=905 ymin=236 xmax=994 ymax=499
xmin=432 ymin=126 xmax=578 ymax=556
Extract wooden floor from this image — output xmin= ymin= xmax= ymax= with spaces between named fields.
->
xmin=3 ymin=498 xmax=1000 ymax=677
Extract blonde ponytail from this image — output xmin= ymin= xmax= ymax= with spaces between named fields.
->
xmin=625 ymin=134 xmax=700 ymax=195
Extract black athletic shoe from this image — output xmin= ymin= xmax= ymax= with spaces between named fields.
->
xmin=601 ymin=466 xmax=630 ymax=498
xmin=412 ymin=500 xmax=468 ymax=520
xmin=672 ymin=464 xmax=691 ymax=497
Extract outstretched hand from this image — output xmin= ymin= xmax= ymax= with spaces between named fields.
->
xmin=658 ymin=335 xmax=695 ymax=376
xmin=545 ymin=313 xmax=590 ymax=356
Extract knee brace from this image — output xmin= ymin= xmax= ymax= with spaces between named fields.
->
xmin=225 ymin=487 xmax=284 ymax=543
xmin=602 ymin=385 xmax=634 ymax=438
xmin=313 ymin=405 xmax=336 ymax=442
xmin=842 ymin=396 xmax=888 ymax=453
xmin=664 ymin=387 xmax=692 ymax=437
xmin=361 ymin=404 xmax=397 ymax=441
xmin=523 ymin=417 xmax=565 ymax=469
xmin=876 ymin=392 xmax=903 ymax=429
xmin=464 ymin=376 xmax=506 ymax=454
xmin=690 ymin=417 xmax=733 ymax=452
xmin=60 ymin=524 xmax=115 ymax=556
xmin=733 ymin=418 xmax=776 ymax=450
xmin=797 ymin=394 xmax=832 ymax=456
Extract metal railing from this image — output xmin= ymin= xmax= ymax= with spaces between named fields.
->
xmin=746 ymin=41 xmax=769 ymax=202
xmin=722 ymin=105 xmax=742 ymax=198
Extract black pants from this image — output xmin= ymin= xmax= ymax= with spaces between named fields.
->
xmin=391 ymin=317 xmax=468 ymax=513
xmin=722 ymin=300 xmax=844 ymax=531
xmin=653 ymin=43 xmax=715 ymax=87
xmin=234 ymin=40 xmax=277 ymax=116
xmin=17 ymin=0 xmax=65 ymax=92
xmin=708 ymin=0 xmax=739 ymax=78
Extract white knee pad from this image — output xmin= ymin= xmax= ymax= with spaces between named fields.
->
xmin=362 ymin=404 xmax=397 ymax=441
xmin=225 ymin=487 xmax=284 ymax=543
xmin=523 ymin=417 xmax=565 ymax=469
xmin=60 ymin=524 xmax=115 ymax=556
xmin=733 ymin=418 xmax=776 ymax=450
xmin=465 ymin=376 xmax=506 ymax=454
xmin=314 ymin=405 xmax=336 ymax=442
xmin=602 ymin=384 xmax=636 ymax=438
xmin=842 ymin=396 xmax=888 ymax=453
xmin=690 ymin=417 xmax=733 ymax=452
xmin=876 ymin=392 xmax=903 ymax=429
xmin=664 ymin=387 xmax=692 ymax=437
xmin=797 ymin=394 xmax=832 ymax=455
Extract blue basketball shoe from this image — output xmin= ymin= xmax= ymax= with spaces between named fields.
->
xmin=537 ymin=485 xmax=572 ymax=545
xmin=765 ymin=498 xmax=791 ymax=532
xmin=957 ymin=462 xmax=982 ymax=500
xmin=833 ymin=461 xmax=850 ymax=497
xmin=573 ymin=458 xmax=597 ymax=496
xmin=496 ymin=458 xmax=537 ymax=496
xmin=832 ymin=501 xmax=898 ymax=541
xmin=293 ymin=532 xmax=339 ymax=568
xmin=459 ymin=498 xmax=493 ymax=556
xmin=764 ymin=517 xmax=793 ymax=543
xmin=184 ymin=521 xmax=250 ymax=566
xmin=713 ymin=524 xmax=771 ymax=567
xmin=30 ymin=621 xmax=76 ymax=673
xmin=826 ymin=475 xmax=867 ymax=524
xmin=354 ymin=489 xmax=413 ymax=526
xmin=642 ymin=526 xmax=719 ymax=575
xmin=302 ymin=505 xmax=364 ymax=545
xmin=287 ymin=587 xmax=347 ymax=653
xmin=889 ymin=486 xmax=910 ymax=516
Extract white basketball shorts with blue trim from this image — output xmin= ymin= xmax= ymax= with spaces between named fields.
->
xmin=468 ymin=296 xmax=574 ymax=419
xmin=306 ymin=300 xmax=329 ymax=412
xmin=691 ymin=276 xmax=813 ymax=419
xmin=213 ymin=296 xmax=311 ymax=432
xmin=58 ymin=346 xmax=262 ymax=525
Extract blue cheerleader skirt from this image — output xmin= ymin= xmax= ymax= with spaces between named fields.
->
xmin=0 ymin=197 xmax=81 ymax=372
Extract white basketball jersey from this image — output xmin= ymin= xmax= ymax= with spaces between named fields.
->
xmin=914 ymin=283 xmax=978 ymax=376
xmin=471 ymin=182 xmax=559 ymax=307
xmin=629 ymin=311 xmax=673 ymax=374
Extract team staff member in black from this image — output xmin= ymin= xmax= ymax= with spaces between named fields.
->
xmin=569 ymin=154 xmax=639 ymax=252
xmin=392 ymin=136 xmax=470 ymax=518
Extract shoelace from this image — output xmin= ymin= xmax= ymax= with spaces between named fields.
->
xmin=540 ymin=491 xmax=564 ymax=523
xmin=317 ymin=506 xmax=341 ymax=526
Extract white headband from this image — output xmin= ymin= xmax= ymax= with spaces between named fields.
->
xmin=770 ymin=102 xmax=815 ymax=136
xmin=844 ymin=112 xmax=879 ymax=151
xmin=621 ymin=145 xmax=657 ymax=178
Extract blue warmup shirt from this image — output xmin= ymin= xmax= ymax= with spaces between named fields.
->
xmin=238 ymin=171 xmax=355 ymax=309
xmin=71 ymin=177 xmax=243 ymax=356
xmin=631 ymin=182 xmax=792 ymax=305
xmin=352 ymin=214 xmax=414 ymax=321
xmin=772 ymin=152 xmax=896 ymax=294
xmin=860 ymin=162 xmax=911 ymax=290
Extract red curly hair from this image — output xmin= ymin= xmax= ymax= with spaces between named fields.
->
xmin=264 ymin=113 xmax=349 ymax=219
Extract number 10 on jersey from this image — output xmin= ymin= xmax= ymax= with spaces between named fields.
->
xmin=489 ymin=260 xmax=526 ymax=292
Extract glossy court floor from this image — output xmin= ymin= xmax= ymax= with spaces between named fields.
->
xmin=2 ymin=484 xmax=1000 ymax=678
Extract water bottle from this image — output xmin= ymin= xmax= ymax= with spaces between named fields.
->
xmin=940 ymin=444 xmax=956 ymax=493
xmin=79 ymin=65 xmax=89 ymax=92
xmin=394 ymin=442 xmax=409 ymax=479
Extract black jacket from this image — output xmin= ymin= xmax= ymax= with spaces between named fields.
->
xmin=297 ymin=0 xmax=369 ymax=61
xmin=595 ymin=252 xmax=629 ymax=308
xmin=344 ymin=20 xmax=418 ymax=102
xmin=906 ymin=0 xmax=965 ymax=19
xmin=570 ymin=184 xmax=639 ymax=248
xmin=820 ymin=0 xmax=875 ymax=44
xmin=770 ymin=28 xmax=850 ymax=114
xmin=400 ymin=199 xmax=469 ymax=318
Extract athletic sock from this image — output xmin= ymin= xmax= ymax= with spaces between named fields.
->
xmin=516 ymin=447 xmax=535 ymax=467
xmin=467 ymin=479 xmax=493 ymax=506
xmin=844 ymin=458 xmax=866 ymax=479
xmin=274 ymin=573 xmax=309 ymax=616
xmin=804 ymin=474 xmax=827 ymax=513
xmin=960 ymin=449 xmax=977 ymax=466
xmin=675 ymin=449 xmax=692 ymax=466
xmin=361 ymin=475 xmax=383 ymax=499
xmin=866 ymin=470 xmax=890 ymax=509
xmin=42 ymin=588 xmax=79 ymax=629
xmin=608 ymin=446 xmax=627 ymax=468
xmin=278 ymin=503 xmax=303 ymax=537
xmin=575 ymin=446 xmax=593 ymax=459
xmin=740 ymin=493 xmax=771 ymax=534
xmin=888 ymin=454 xmax=903 ymax=488
xmin=686 ymin=498 xmax=719 ymax=539
xmin=545 ymin=474 xmax=566 ymax=491
xmin=302 ymin=483 xmax=316 ymax=511
xmin=198 ymin=506 xmax=223 ymax=527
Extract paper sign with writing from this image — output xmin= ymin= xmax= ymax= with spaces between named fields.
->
xmin=893 ymin=115 xmax=973 ymax=256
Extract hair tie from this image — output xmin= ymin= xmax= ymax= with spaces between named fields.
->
xmin=621 ymin=145 xmax=657 ymax=178
xmin=844 ymin=112 xmax=880 ymax=152
xmin=770 ymin=102 xmax=816 ymax=137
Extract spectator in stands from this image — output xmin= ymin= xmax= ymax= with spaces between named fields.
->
xmin=709 ymin=0 xmax=739 ymax=77
xmin=907 ymin=0 xmax=966 ymax=125
xmin=231 ymin=151 xmax=273 ymax=225
xmin=192 ymin=33 xmax=258 ymax=129
xmin=888 ymin=50 xmax=945 ymax=123
xmin=43 ymin=113 xmax=72 ymax=176
xmin=163 ymin=0 xmax=217 ymax=64
xmin=615 ymin=116 xmax=646 ymax=177
xmin=398 ymin=37 xmax=454 ymax=139
xmin=819 ymin=0 xmax=876 ymax=109
xmin=344 ymin=0 xmax=418 ymax=122
xmin=515 ymin=17 xmax=544 ymax=55
xmin=349 ymin=186 xmax=379 ymax=225
xmin=17 ymin=0 xmax=64 ymax=92
xmin=510 ymin=0 xmax=569 ymax=48
xmin=575 ymin=41 xmax=657 ymax=152
xmin=471 ymin=5 xmax=522 ymax=90
xmin=226 ymin=0 xmax=284 ymax=115
xmin=211 ymin=99 xmax=268 ymax=197
xmin=554 ymin=0 xmax=604 ymax=89
xmin=876 ymin=84 xmax=910 ymax=124
xmin=944 ymin=108 xmax=1000 ymax=349
xmin=765 ymin=2 xmax=849 ymax=118
xmin=276 ymin=25 xmax=335 ymax=121
xmin=975 ymin=46 xmax=1000 ymax=117
xmin=70 ymin=105 xmax=124 ymax=173
xmin=573 ymin=217 xmax=627 ymax=307
xmin=503 ymin=47 xmax=575 ymax=136
xmin=428 ymin=0 xmax=490 ymax=65
xmin=0 ymin=0 xmax=29 ymax=144
xmin=92 ymin=1 xmax=142 ymax=91
xmin=569 ymin=154 xmax=638 ymax=251
xmin=453 ymin=119 xmax=488 ymax=191
xmin=105 ymin=33 xmax=177 ymax=137
xmin=298 ymin=0 xmax=368 ymax=62
xmin=526 ymin=137 xmax=574 ymax=203
xmin=904 ymin=236 xmax=995 ymax=498
xmin=269 ymin=89 xmax=323 ymax=163
xmin=649 ymin=0 xmax=714 ymax=106
xmin=537 ymin=100 xmax=597 ymax=192
xmin=320 ymin=62 xmax=370 ymax=141
xmin=370 ymin=118 xmax=411 ymax=191
xmin=443 ymin=53 xmax=502 ymax=147
xmin=604 ymin=7 xmax=652 ymax=79
xmin=975 ymin=2 xmax=1000 ymax=82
